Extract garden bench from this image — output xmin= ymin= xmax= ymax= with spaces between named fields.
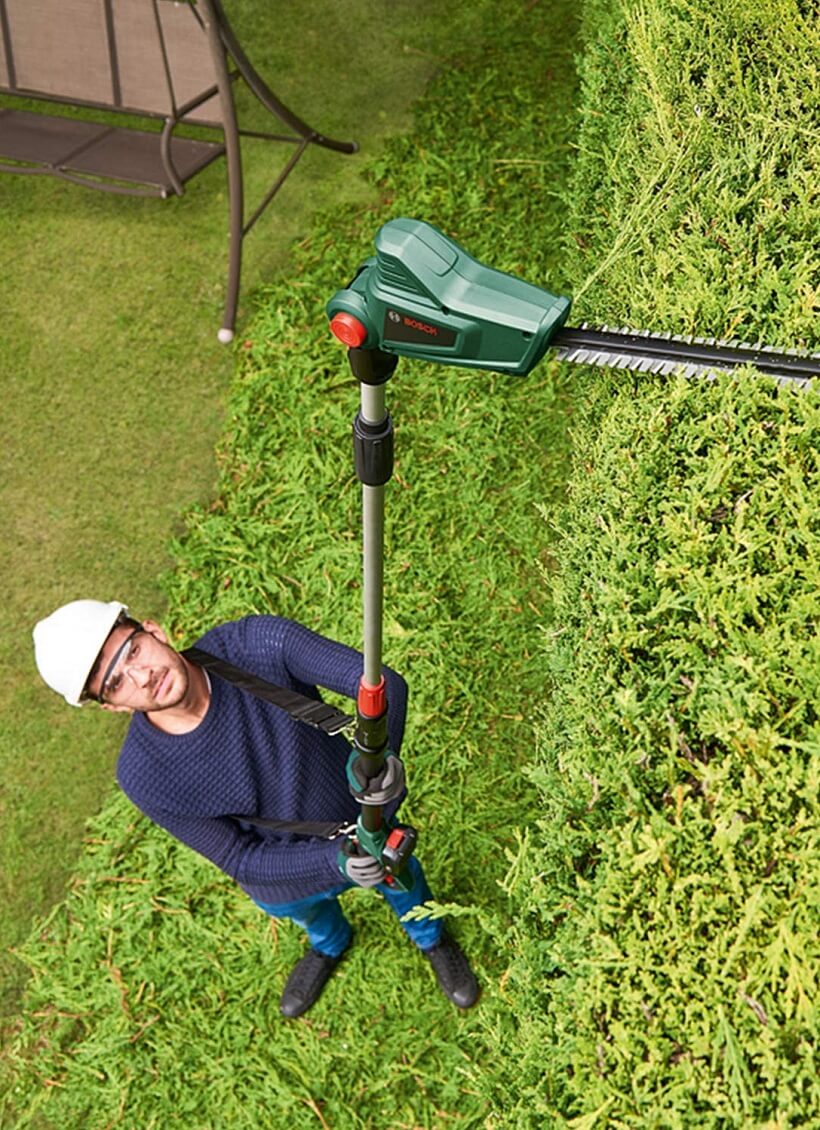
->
xmin=0 ymin=0 xmax=357 ymax=340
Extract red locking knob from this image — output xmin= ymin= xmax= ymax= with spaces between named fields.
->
xmin=330 ymin=312 xmax=368 ymax=348
xmin=357 ymin=675 xmax=386 ymax=719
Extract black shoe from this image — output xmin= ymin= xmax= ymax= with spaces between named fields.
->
xmin=280 ymin=948 xmax=345 ymax=1018
xmin=423 ymin=933 xmax=479 ymax=1009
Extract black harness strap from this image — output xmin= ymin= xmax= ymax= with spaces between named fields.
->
xmin=181 ymin=644 xmax=355 ymax=838
xmin=231 ymin=815 xmax=354 ymax=838
xmin=182 ymin=645 xmax=354 ymax=735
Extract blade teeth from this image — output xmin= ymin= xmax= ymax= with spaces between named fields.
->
xmin=578 ymin=324 xmax=820 ymax=361
xmin=554 ymin=325 xmax=819 ymax=385
xmin=554 ymin=348 xmax=586 ymax=365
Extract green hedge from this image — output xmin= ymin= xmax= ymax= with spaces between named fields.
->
xmin=494 ymin=373 xmax=820 ymax=1126
xmin=489 ymin=0 xmax=820 ymax=1124
xmin=567 ymin=0 xmax=818 ymax=345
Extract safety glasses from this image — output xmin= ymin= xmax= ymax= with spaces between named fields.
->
xmin=96 ymin=627 xmax=145 ymax=704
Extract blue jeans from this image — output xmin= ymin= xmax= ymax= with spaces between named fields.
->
xmin=252 ymin=855 xmax=443 ymax=958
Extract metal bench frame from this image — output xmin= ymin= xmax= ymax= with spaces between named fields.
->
xmin=0 ymin=0 xmax=357 ymax=340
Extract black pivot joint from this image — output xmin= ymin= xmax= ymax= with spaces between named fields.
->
xmin=347 ymin=346 xmax=398 ymax=386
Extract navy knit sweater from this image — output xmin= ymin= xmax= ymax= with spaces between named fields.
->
xmin=116 ymin=616 xmax=408 ymax=904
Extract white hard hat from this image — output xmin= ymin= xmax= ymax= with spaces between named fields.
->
xmin=33 ymin=600 xmax=128 ymax=707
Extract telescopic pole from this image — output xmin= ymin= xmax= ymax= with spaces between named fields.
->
xmin=344 ymin=346 xmax=416 ymax=889
xmin=360 ymin=377 xmax=387 ymax=691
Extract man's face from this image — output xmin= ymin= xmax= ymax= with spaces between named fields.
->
xmin=87 ymin=620 xmax=190 ymax=714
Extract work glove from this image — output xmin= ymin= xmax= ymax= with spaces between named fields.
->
xmin=338 ymin=842 xmax=386 ymax=888
xmin=346 ymin=751 xmax=405 ymax=806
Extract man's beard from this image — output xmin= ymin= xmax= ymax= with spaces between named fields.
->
xmin=152 ymin=659 xmax=189 ymax=710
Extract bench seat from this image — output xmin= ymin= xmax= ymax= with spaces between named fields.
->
xmin=0 ymin=107 xmax=224 ymax=194
xmin=0 ymin=0 xmax=357 ymax=339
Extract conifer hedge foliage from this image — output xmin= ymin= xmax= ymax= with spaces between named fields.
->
xmin=487 ymin=0 xmax=819 ymax=1124
xmin=492 ymin=374 xmax=820 ymax=1126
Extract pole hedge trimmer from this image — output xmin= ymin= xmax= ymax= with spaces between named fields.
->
xmin=328 ymin=217 xmax=819 ymax=386
xmin=326 ymin=217 xmax=819 ymax=886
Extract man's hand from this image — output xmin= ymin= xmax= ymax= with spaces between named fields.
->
xmin=338 ymin=843 xmax=386 ymax=888
xmin=346 ymin=752 xmax=406 ymax=806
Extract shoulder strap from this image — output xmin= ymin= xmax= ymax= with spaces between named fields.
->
xmin=230 ymin=815 xmax=354 ymax=839
xmin=181 ymin=645 xmax=354 ymax=736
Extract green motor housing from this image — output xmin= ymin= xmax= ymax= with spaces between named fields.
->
xmin=327 ymin=217 xmax=572 ymax=376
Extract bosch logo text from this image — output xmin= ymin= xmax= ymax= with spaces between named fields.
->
xmin=403 ymin=316 xmax=438 ymax=336
xmin=382 ymin=307 xmax=457 ymax=349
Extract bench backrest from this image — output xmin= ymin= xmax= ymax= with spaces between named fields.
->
xmin=0 ymin=0 xmax=221 ymax=123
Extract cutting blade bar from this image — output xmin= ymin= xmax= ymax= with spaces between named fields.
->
xmin=551 ymin=325 xmax=820 ymax=387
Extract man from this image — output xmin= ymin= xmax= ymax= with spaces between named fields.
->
xmin=33 ymin=599 xmax=478 ymax=1017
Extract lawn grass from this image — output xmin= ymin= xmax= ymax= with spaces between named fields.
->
xmin=0 ymin=0 xmax=502 ymax=1024
xmin=1 ymin=1 xmax=583 ymax=1124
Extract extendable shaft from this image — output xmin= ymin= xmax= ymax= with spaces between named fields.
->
xmin=347 ymin=347 xmax=397 ymax=824
xmin=360 ymin=381 xmax=386 ymax=689
xmin=333 ymin=342 xmax=416 ymax=889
